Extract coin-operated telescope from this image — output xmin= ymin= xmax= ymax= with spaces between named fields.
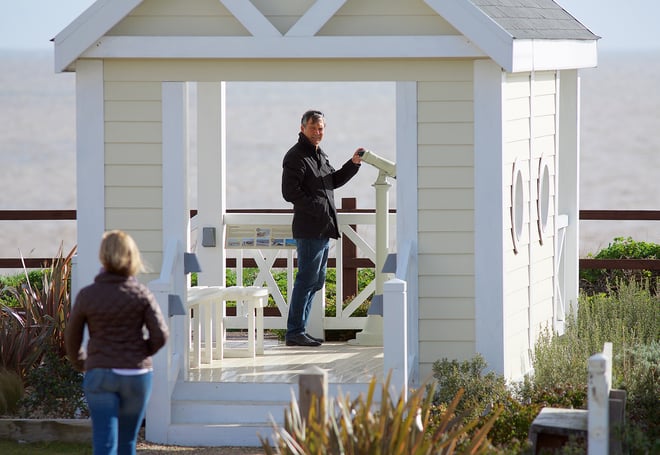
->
xmin=358 ymin=149 xmax=396 ymax=179
xmin=349 ymin=149 xmax=396 ymax=347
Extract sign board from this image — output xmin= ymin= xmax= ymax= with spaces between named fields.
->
xmin=225 ymin=225 xmax=296 ymax=249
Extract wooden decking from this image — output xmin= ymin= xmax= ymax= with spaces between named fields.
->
xmin=186 ymin=336 xmax=384 ymax=385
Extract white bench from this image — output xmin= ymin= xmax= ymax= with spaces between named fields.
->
xmin=186 ymin=286 xmax=269 ymax=368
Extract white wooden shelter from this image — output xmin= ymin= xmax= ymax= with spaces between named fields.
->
xmin=55 ymin=0 xmax=598 ymax=446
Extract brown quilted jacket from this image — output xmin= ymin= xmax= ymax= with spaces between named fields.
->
xmin=65 ymin=271 xmax=169 ymax=372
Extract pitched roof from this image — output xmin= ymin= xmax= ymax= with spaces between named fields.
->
xmin=470 ymin=0 xmax=599 ymax=40
xmin=425 ymin=0 xmax=598 ymax=71
xmin=54 ymin=0 xmax=598 ymax=74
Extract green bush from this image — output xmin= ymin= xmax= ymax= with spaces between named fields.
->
xmin=18 ymin=347 xmax=87 ymax=419
xmin=617 ymin=341 xmax=660 ymax=451
xmin=0 ymin=270 xmax=45 ymax=307
xmin=580 ymin=236 xmax=660 ymax=294
xmin=431 ymin=356 xmax=538 ymax=452
xmin=533 ymin=278 xmax=659 ymax=391
xmin=432 ymin=354 xmax=509 ymax=422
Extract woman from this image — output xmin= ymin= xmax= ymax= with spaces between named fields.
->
xmin=65 ymin=230 xmax=169 ymax=455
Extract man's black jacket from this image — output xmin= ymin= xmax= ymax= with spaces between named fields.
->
xmin=282 ymin=133 xmax=360 ymax=239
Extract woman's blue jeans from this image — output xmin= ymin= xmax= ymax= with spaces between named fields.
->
xmin=286 ymin=238 xmax=329 ymax=339
xmin=83 ymin=368 xmax=153 ymax=455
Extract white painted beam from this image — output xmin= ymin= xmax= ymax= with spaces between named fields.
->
xmin=395 ymin=81 xmax=419 ymax=386
xmin=425 ymin=0 xmax=513 ymax=71
xmin=73 ymin=59 xmax=105 ymax=296
xmin=285 ymin=0 xmax=347 ymax=37
xmin=474 ymin=60 xmax=506 ymax=375
xmin=196 ymin=82 xmax=227 ymax=287
xmin=219 ymin=0 xmax=281 ymax=37
xmin=81 ymin=35 xmax=484 ymax=59
xmin=53 ymin=0 xmax=143 ymax=72
xmin=146 ymin=82 xmax=189 ymax=444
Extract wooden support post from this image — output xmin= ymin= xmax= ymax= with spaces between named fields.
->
xmin=341 ymin=197 xmax=358 ymax=301
xmin=298 ymin=367 xmax=328 ymax=426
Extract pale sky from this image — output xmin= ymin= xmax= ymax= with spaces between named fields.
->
xmin=1 ymin=0 xmax=659 ymax=52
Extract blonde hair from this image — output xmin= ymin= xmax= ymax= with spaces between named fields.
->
xmin=99 ymin=230 xmax=144 ymax=277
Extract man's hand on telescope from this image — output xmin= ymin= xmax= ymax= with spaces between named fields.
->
xmin=352 ymin=148 xmax=365 ymax=164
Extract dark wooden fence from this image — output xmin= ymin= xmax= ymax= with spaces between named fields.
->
xmin=1 ymin=208 xmax=658 ymax=271
xmin=578 ymin=210 xmax=660 ymax=271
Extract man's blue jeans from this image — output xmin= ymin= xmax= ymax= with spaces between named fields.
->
xmin=286 ymin=238 xmax=329 ymax=339
xmin=83 ymin=368 xmax=153 ymax=455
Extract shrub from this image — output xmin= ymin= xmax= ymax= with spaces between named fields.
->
xmin=0 ymin=270 xmax=44 ymax=307
xmin=533 ymin=278 xmax=659 ymax=391
xmin=260 ymin=374 xmax=501 ymax=454
xmin=0 ymin=368 xmax=24 ymax=415
xmin=580 ymin=236 xmax=660 ymax=294
xmin=617 ymin=341 xmax=660 ymax=451
xmin=432 ymin=354 xmax=510 ymax=422
xmin=531 ymin=277 xmax=659 ymax=453
xmin=18 ymin=347 xmax=87 ymax=419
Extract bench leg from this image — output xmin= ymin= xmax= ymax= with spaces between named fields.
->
xmin=256 ymin=299 xmax=264 ymax=356
xmin=247 ymin=300 xmax=256 ymax=358
xmin=202 ymin=304 xmax=212 ymax=364
xmin=191 ymin=305 xmax=201 ymax=369
xmin=213 ymin=300 xmax=225 ymax=360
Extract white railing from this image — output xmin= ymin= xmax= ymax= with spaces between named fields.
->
xmin=383 ymin=239 xmax=416 ymax=398
xmin=146 ymin=238 xmax=187 ymax=441
xmin=213 ymin=211 xmax=396 ymax=332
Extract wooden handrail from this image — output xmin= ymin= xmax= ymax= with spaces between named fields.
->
xmin=0 ymin=210 xmax=77 ymax=220
xmin=580 ymin=210 xmax=660 ymax=221
xmin=579 ymin=258 xmax=660 ymax=271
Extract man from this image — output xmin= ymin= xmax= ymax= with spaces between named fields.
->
xmin=281 ymin=110 xmax=363 ymax=347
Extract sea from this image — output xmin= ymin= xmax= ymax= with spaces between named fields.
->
xmin=1 ymin=49 xmax=658 ymax=274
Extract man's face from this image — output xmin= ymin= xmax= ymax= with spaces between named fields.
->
xmin=301 ymin=118 xmax=324 ymax=147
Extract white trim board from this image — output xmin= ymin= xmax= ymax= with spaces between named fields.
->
xmin=78 ymin=35 xmax=484 ymax=61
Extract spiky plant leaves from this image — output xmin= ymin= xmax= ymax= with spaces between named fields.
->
xmin=261 ymin=372 xmax=499 ymax=454
xmin=0 ymin=244 xmax=76 ymax=379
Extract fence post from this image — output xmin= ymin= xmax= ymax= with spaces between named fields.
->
xmin=383 ymin=278 xmax=407 ymax=399
xmin=588 ymin=351 xmax=609 ymax=455
xmin=341 ymin=198 xmax=358 ymax=301
xmin=299 ymin=366 xmax=328 ymax=426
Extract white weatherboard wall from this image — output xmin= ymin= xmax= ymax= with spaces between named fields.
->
xmin=417 ymin=61 xmax=475 ymax=380
xmin=104 ymin=70 xmax=164 ymax=283
xmin=501 ymin=71 xmax=558 ymax=379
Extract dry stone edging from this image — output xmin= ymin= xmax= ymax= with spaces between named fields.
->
xmin=0 ymin=418 xmax=91 ymax=444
